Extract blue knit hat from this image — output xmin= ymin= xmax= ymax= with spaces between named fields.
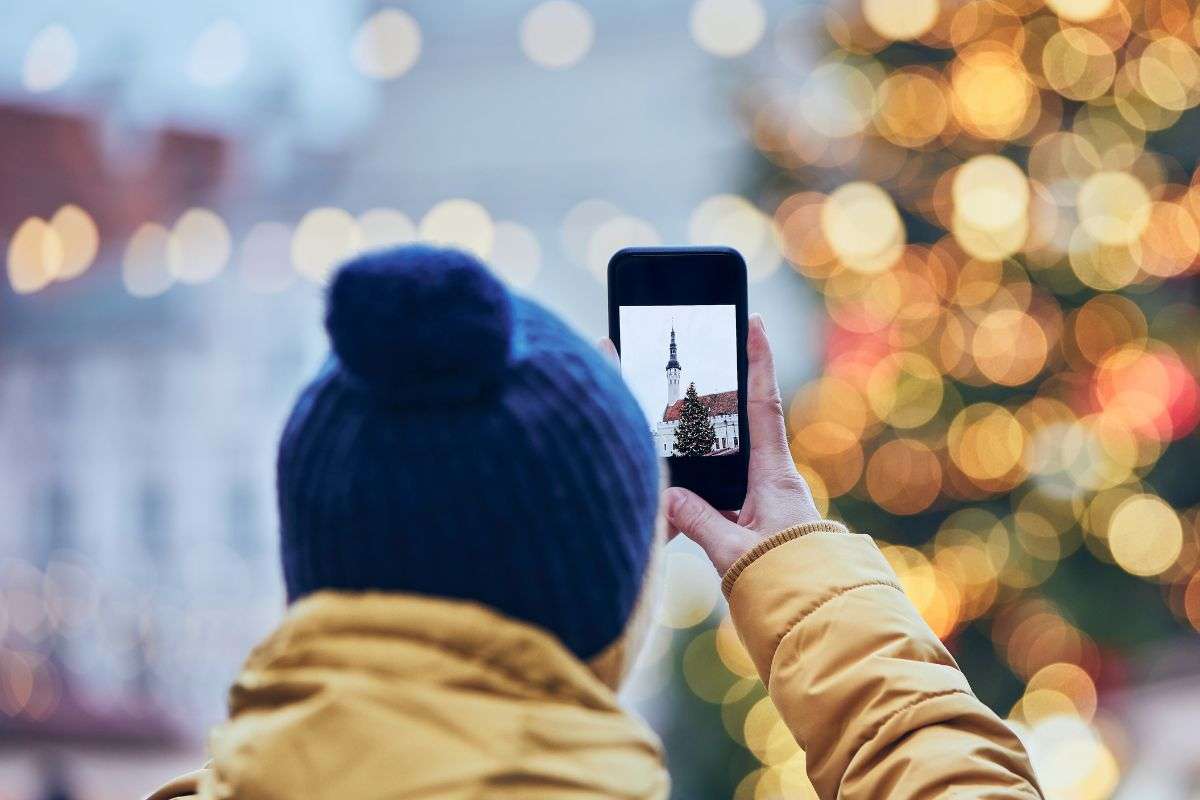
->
xmin=277 ymin=244 xmax=660 ymax=659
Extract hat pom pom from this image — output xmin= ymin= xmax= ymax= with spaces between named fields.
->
xmin=325 ymin=244 xmax=513 ymax=404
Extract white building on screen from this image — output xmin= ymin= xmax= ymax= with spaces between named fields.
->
xmin=652 ymin=326 xmax=738 ymax=457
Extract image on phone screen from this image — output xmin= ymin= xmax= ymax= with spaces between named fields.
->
xmin=618 ymin=304 xmax=740 ymax=459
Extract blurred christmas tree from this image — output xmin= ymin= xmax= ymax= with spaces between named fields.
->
xmin=671 ymin=1 xmax=1200 ymax=797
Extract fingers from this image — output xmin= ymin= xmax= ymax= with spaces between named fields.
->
xmin=745 ymin=314 xmax=793 ymax=476
xmin=664 ymin=487 xmax=753 ymax=574
xmin=597 ymin=337 xmax=619 ymax=367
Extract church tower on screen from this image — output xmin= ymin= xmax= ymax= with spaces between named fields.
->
xmin=665 ymin=324 xmax=681 ymax=406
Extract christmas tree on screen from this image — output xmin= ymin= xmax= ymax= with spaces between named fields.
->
xmin=673 ymin=383 xmax=717 ymax=456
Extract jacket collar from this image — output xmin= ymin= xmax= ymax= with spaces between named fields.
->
xmin=205 ymin=591 xmax=667 ymax=799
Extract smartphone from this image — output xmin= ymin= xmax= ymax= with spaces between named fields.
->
xmin=608 ymin=246 xmax=750 ymax=510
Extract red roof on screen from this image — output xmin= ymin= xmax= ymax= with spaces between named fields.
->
xmin=662 ymin=390 xmax=738 ymax=422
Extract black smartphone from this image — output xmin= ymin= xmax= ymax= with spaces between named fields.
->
xmin=608 ymin=246 xmax=750 ymax=510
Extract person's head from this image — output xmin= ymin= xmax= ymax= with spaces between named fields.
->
xmin=276 ymin=244 xmax=662 ymax=679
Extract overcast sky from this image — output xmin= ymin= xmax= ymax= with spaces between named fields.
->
xmin=618 ymin=304 xmax=737 ymax=428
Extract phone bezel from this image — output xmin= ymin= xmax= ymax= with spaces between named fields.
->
xmin=607 ymin=246 xmax=750 ymax=511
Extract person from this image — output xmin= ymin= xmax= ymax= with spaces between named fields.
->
xmin=147 ymin=245 xmax=1042 ymax=800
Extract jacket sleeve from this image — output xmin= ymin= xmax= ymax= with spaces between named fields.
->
xmin=723 ymin=521 xmax=1043 ymax=800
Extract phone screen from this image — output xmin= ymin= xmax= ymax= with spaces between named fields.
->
xmin=618 ymin=304 xmax=740 ymax=459
xmin=607 ymin=247 xmax=749 ymax=509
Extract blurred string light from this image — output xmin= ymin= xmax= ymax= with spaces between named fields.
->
xmin=351 ymin=8 xmax=421 ymax=80
xmin=358 ymin=208 xmax=416 ymax=251
xmin=22 ymin=24 xmax=77 ymax=93
xmin=587 ymin=215 xmax=662 ymax=279
xmin=276 ymin=201 xmax=539 ymax=289
xmin=419 ymin=199 xmax=494 ymax=259
xmin=558 ymin=198 xmax=661 ymax=280
xmin=657 ymin=548 xmax=720 ymax=628
xmin=168 ymin=208 xmax=231 ymax=284
xmin=7 ymin=218 xmax=62 ymax=294
xmin=291 ymin=207 xmax=363 ymax=283
xmin=186 ymin=19 xmax=249 ymax=88
xmin=561 ymin=198 xmax=622 ymax=267
xmin=50 ymin=204 xmax=100 ymax=281
xmin=520 ymin=0 xmax=595 ymax=69
xmin=6 ymin=205 xmax=98 ymax=293
xmin=690 ymin=0 xmax=768 ymax=58
xmin=862 ymin=0 xmax=940 ymax=41
xmin=122 ymin=223 xmax=173 ymax=298
xmin=689 ymin=194 xmax=782 ymax=281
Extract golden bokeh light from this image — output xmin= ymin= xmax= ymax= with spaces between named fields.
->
xmin=789 ymin=375 xmax=871 ymax=439
xmin=743 ymin=696 xmax=800 ymax=766
xmin=520 ymin=1 xmax=595 ymax=69
xmin=799 ymin=62 xmax=878 ymax=139
xmin=1114 ymin=60 xmax=1182 ymax=131
xmin=821 ymin=182 xmax=904 ymax=272
xmin=1068 ymin=294 xmax=1147 ymax=368
xmin=948 ymin=403 xmax=1026 ymax=485
xmin=682 ymin=630 xmax=741 ymax=703
xmin=585 ymin=214 xmax=661 ymax=280
xmin=950 ymin=44 xmax=1036 ymax=140
xmin=1045 ymin=0 xmax=1115 ymax=24
xmin=7 ymin=217 xmax=62 ymax=294
xmin=862 ymin=0 xmax=939 ymax=42
xmin=865 ymin=439 xmax=943 ymax=515
xmin=658 ymin=548 xmax=720 ymax=628
xmin=1077 ymin=171 xmax=1152 ymax=246
xmin=776 ymin=192 xmax=837 ymax=278
xmin=689 ymin=194 xmax=781 ymax=282
xmin=973 ymin=308 xmax=1047 ymax=386
xmin=47 ymin=204 xmax=99 ymax=282
xmin=419 ymin=199 xmax=494 ymax=259
xmin=1024 ymin=662 xmax=1098 ymax=721
xmin=1042 ymin=27 xmax=1116 ymax=101
xmin=866 ymin=352 xmax=944 ymax=428
xmin=351 ymin=9 xmax=422 ymax=80
xmin=954 ymin=155 xmax=1029 ymax=230
xmin=1136 ymin=36 xmax=1200 ymax=112
xmin=168 ymin=207 xmax=231 ymax=284
xmin=1140 ymin=199 xmax=1200 ymax=278
xmin=122 ymin=223 xmax=173 ymax=298
xmin=690 ymin=0 xmax=767 ymax=58
xmin=790 ymin=421 xmax=864 ymax=498
xmin=357 ymin=208 xmax=416 ymax=251
xmin=716 ymin=613 xmax=758 ymax=679
xmin=291 ymin=207 xmax=363 ymax=284
xmin=1107 ymin=493 xmax=1183 ymax=576
xmin=952 ymin=154 xmax=1030 ymax=259
xmin=874 ymin=67 xmax=950 ymax=148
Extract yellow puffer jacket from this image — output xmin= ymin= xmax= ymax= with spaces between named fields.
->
xmin=147 ymin=522 xmax=1041 ymax=800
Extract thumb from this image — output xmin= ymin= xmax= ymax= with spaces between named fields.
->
xmin=664 ymin=487 xmax=754 ymax=574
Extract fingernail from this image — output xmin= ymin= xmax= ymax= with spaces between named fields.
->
xmin=752 ymin=313 xmax=766 ymax=334
xmin=662 ymin=487 xmax=682 ymax=517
